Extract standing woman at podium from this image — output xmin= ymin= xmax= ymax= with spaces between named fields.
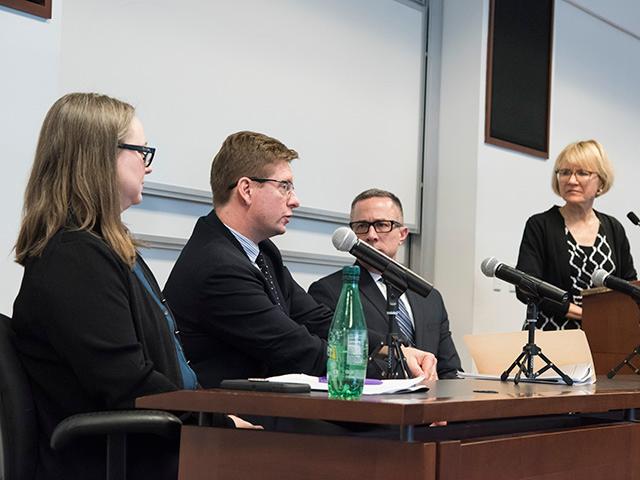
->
xmin=10 ymin=93 xmax=235 ymax=479
xmin=516 ymin=139 xmax=636 ymax=330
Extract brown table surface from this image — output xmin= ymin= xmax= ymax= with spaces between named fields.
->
xmin=136 ymin=375 xmax=640 ymax=426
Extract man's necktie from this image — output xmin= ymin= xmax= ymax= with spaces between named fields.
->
xmin=256 ymin=252 xmax=283 ymax=308
xmin=380 ymin=277 xmax=415 ymax=345
xmin=396 ymin=298 xmax=415 ymax=346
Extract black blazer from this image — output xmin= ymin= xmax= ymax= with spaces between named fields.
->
xmin=12 ymin=229 xmax=184 ymax=479
xmin=164 ymin=210 xmax=333 ymax=388
xmin=308 ymin=264 xmax=462 ymax=379
xmin=516 ymin=205 xmax=637 ymax=318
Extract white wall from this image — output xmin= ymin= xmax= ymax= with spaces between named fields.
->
xmin=55 ymin=0 xmax=423 ymax=293
xmin=59 ymin=0 xmax=425 ymax=227
xmin=431 ymin=0 xmax=484 ymax=369
xmin=0 ymin=3 xmax=62 ymax=315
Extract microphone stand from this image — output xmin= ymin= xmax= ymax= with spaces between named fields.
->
xmin=607 ymin=300 xmax=640 ymax=379
xmin=501 ymin=298 xmax=573 ymax=386
xmin=368 ymin=266 xmax=410 ymax=379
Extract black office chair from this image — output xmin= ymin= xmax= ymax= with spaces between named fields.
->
xmin=0 ymin=313 xmax=182 ymax=480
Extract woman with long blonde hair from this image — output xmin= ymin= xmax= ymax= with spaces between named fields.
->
xmin=12 ymin=93 xmax=229 ymax=479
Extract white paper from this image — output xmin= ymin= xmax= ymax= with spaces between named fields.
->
xmin=266 ymin=373 xmax=428 ymax=395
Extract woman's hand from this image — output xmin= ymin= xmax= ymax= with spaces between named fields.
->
xmin=566 ymin=303 xmax=583 ymax=320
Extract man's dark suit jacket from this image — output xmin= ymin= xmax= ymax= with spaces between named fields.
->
xmin=164 ymin=210 xmax=334 ymax=388
xmin=308 ymin=265 xmax=462 ymax=379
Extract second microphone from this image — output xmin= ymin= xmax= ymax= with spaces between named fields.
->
xmin=332 ymin=227 xmax=433 ymax=297
xmin=481 ymin=257 xmax=569 ymax=304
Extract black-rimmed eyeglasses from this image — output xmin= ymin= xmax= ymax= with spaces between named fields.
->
xmin=228 ymin=177 xmax=295 ymax=195
xmin=118 ymin=143 xmax=156 ymax=167
xmin=349 ymin=220 xmax=403 ymax=234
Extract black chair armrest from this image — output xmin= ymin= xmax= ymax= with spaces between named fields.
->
xmin=50 ymin=410 xmax=182 ymax=450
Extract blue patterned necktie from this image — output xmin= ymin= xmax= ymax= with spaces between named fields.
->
xmin=256 ymin=252 xmax=283 ymax=308
xmin=380 ymin=277 xmax=415 ymax=345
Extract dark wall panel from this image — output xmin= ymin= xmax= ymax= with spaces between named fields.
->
xmin=485 ymin=0 xmax=554 ymax=158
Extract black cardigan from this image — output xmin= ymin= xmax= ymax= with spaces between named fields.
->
xmin=12 ymin=229 xmax=194 ymax=479
xmin=515 ymin=206 xmax=637 ymax=318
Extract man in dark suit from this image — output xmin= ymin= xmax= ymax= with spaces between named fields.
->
xmin=309 ymin=189 xmax=461 ymax=379
xmin=164 ymin=132 xmax=438 ymax=387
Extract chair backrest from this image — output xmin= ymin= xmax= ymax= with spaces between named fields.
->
xmin=0 ymin=313 xmax=38 ymax=480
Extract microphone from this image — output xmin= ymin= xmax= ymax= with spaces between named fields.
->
xmin=481 ymin=257 xmax=569 ymax=304
xmin=627 ymin=211 xmax=640 ymax=226
xmin=331 ymin=227 xmax=433 ymax=297
xmin=592 ymin=269 xmax=640 ymax=302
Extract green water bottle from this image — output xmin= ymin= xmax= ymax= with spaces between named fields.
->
xmin=327 ymin=265 xmax=368 ymax=400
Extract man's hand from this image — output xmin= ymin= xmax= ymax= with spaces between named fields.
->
xmin=402 ymin=346 xmax=438 ymax=381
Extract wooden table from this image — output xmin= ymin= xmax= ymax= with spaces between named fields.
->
xmin=137 ymin=376 xmax=640 ymax=479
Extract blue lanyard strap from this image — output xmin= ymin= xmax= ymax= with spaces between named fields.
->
xmin=133 ymin=261 xmax=197 ymax=390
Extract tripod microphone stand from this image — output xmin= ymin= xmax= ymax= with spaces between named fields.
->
xmin=501 ymin=299 xmax=573 ymax=386
xmin=368 ymin=270 xmax=410 ymax=379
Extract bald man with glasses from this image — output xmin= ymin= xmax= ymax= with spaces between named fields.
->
xmin=309 ymin=188 xmax=462 ymax=379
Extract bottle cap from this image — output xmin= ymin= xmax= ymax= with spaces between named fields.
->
xmin=342 ymin=265 xmax=360 ymax=282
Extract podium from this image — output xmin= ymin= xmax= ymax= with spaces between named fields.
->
xmin=582 ymin=282 xmax=640 ymax=375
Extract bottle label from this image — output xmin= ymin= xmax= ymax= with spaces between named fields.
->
xmin=346 ymin=330 xmax=367 ymax=365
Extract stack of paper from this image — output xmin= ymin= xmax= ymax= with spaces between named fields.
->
xmin=267 ymin=374 xmax=428 ymax=395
